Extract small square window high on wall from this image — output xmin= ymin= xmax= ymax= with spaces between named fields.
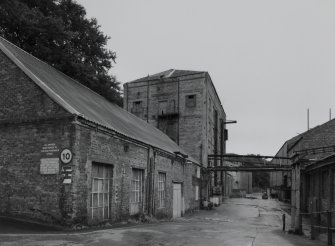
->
xmin=185 ymin=94 xmax=196 ymax=108
xmin=132 ymin=101 xmax=143 ymax=113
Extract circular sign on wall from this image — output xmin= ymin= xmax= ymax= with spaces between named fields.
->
xmin=60 ymin=148 xmax=73 ymax=164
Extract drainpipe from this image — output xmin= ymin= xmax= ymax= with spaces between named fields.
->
xmin=177 ymin=78 xmax=180 ymax=145
xmin=147 ymin=80 xmax=149 ymax=123
xmin=146 ymin=147 xmax=155 ymax=216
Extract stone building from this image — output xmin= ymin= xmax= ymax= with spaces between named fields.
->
xmin=123 ymin=69 xmax=229 ymax=200
xmin=271 ymin=119 xmax=335 ymax=203
xmin=0 ymin=37 xmax=200 ymax=226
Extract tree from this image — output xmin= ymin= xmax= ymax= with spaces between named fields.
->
xmin=0 ymin=0 xmax=122 ymax=105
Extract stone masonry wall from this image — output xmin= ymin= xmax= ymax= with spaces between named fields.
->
xmin=124 ymin=74 xmax=207 ymax=164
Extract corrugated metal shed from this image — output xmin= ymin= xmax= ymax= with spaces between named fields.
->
xmin=0 ymin=37 xmax=198 ymax=164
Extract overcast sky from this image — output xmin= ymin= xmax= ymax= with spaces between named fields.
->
xmin=77 ymin=0 xmax=335 ymax=156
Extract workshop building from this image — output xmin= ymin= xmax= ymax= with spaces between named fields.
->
xmin=272 ymin=119 xmax=335 ymax=203
xmin=0 ymin=37 xmax=200 ymax=226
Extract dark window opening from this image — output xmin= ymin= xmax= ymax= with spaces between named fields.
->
xmin=224 ymin=129 xmax=228 ymax=141
xmin=186 ymin=95 xmax=196 ymax=108
xmin=131 ymin=101 xmax=144 ymax=114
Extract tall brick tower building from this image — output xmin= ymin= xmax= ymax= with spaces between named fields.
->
xmin=124 ymin=69 xmax=229 ymax=199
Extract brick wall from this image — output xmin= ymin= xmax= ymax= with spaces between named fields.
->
xmin=0 ymin=51 xmax=70 ymax=121
xmin=0 ymin=50 xmax=75 ymax=224
xmin=74 ymin=123 xmax=199 ymax=224
xmin=0 ymin=51 xmax=200 ymax=226
xmin=0 ymin=120 xmax=73 ymax=224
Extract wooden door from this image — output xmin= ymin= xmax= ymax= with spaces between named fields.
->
xmin=173 ymin=183 xmax=182 ymax=218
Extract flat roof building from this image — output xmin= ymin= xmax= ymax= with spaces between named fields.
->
xmin=124 ymin=69 xmax=229 ymax=200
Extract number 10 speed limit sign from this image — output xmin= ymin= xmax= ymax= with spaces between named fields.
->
xmin=60 ymin=148 xmax=73 ymax=164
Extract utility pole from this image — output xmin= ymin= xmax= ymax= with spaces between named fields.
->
xmin=330 ymin=108 xmax=332 ymax=121
xmin=307 ymin=108 xmax=310 ymax=131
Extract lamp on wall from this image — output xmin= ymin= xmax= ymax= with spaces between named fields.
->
xmin=223 ymin=120 xmax=237 ymax=124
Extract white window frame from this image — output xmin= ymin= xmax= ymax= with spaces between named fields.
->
xmin=131 ymin=168 xmax=144 ymax=204
xmin=90 ymin=164 xmax=112 ymax=221
xmin=158 ymin=172 xmax=166 ymax=208
xmin=196 ymin=167 xmax=201 ymax=178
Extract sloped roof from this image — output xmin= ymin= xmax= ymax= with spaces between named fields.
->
xmin=129 ymin=69 xmax=206 ymax=83
xmin=0 ymin=37 xmax=198 ymax=164
xmin=286 ymin=119 xmax=335 ymax=152
xmin=273 ymin=119 xmax=335 ymax=162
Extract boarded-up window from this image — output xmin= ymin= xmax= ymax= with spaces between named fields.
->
xmin=169 ymin=100 xmax=176 ymax=113
xmin=90 ymin=163 xmax=112 ymax=221
xmin=186 ymin=95 xmax=196 ymax=108
xmin=158 ymin=100 xmax=168 ymax=115
xmin=158 ymin=173 xmax=166 ymax=208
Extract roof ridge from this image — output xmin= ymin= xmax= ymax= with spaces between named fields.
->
xmin=0 ymin=37 xmax=168 ymax=124
xmin=0 ymin=36 xmax=199 ymax=163
xmin=0 ymin=36 xmax=110 ymax=105
xmin=0 ymin=37 xmax=82 ymax=115
xmin=128 ymin=69 xmax=207 ymax=83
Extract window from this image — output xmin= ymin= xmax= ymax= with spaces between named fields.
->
xmin=131 ymin=169 xmax=144 ymax=203
xmin=195 ymin=185 xmax=199 ymax=201
xmin=158 ymin=172 xmax=166 ymax=208
xmin=90 ymin=163 xmax=112 ymax=221
xmin=158 ymin=100 xmax=168 ymax=115
xmin=196 ymin=167 xmax=201 ymax=178
xmin=322 ymin=170 xmax=329 ymax=198
xmin=169 ymin=100 xmax=176 ymax=113
xmin=186 ymin=95 xmax=196 ymax=108
xmin=132 ymin=101 xmax=143 ymax=113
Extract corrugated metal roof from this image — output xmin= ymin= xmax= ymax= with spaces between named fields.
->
xmin=0 ymin=37 xmax=198 ymax=164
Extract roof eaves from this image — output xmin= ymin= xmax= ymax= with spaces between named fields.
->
xmin=304 ymin=153 xmax=335 ymax=171
xmin=0 ymin=39 xmax=82 ymax=117
xmin=77 ymin=115 xmax=199 ymax=165
xmin=0 ymin=38 xmax=200 ymax=165
xmin=127 ymin=71 xmax=206 ymax=84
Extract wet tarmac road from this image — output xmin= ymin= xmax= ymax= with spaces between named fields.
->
xmin=0 ymin=195 xmax=325 ymax=246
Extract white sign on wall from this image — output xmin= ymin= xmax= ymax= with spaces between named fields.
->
xmin=60 ymin=148 xmax=72 ymax=164
xmin=40 ymin=143 xmax=60 ymax=175
xmin=40 ymin=158 xmax=59 ymax=174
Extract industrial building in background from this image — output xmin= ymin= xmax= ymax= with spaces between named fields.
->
xmin=124 ymin=69 xmax=233 ymax=203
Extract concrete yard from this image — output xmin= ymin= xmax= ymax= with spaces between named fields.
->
xmin=0 ymin=195 xmax=324 ymax=246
